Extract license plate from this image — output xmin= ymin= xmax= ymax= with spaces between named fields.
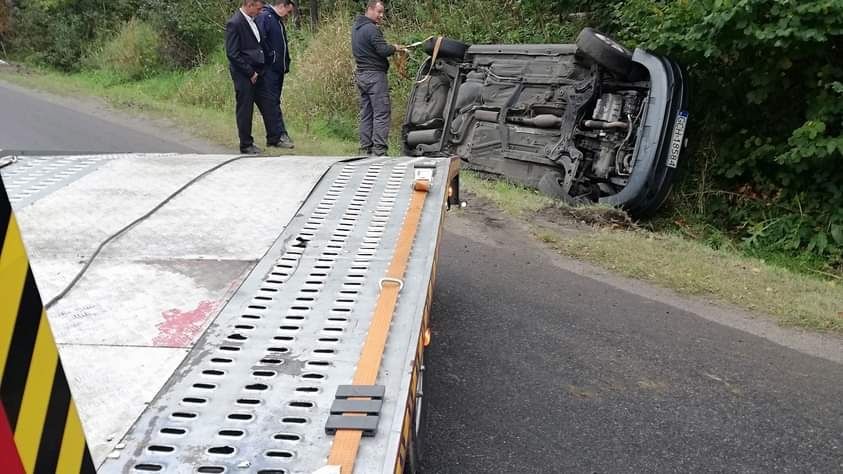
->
xmin=666 ymin=111 xmax=688 ymax=169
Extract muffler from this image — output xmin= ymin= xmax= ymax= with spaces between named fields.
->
xmin=406 ymin=129 xmax=442 ymax=146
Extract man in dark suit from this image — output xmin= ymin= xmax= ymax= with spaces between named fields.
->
xmin=225 ymin=0 xmax=268 ymax=154
xmin=257 ymin=0 xmax=296 ymax=149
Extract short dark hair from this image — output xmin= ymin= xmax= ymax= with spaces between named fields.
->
xmin=243 ymin=0 xmax=264 ymax=6
xmin=274 ymin=0 xmax=295 ymax=6
xmin=366 ymin=0 xmax=384 ymax=10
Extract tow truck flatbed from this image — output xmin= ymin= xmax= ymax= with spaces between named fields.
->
xmin=2 ymin=153 xmax=459 ymax=473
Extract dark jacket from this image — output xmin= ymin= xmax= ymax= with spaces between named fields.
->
xmin=257 ymin=5 xmax=291 ymax=74
xmin=352 ymin=15 xmax=395 ymax=73
xmin=225 ymin=9 xmax=265 ymax=78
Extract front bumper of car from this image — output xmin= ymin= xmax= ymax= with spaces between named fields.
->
xmin=600 ymin=48 xmax=689 ymax=216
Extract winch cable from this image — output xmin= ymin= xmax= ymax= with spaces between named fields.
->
xmin=0 ymin=155 xmax=17 ymax=170
xmin=40 ymin=154 xmax=350 ymax=311
xmin=43 ymin=154 xmax=370 ymax=311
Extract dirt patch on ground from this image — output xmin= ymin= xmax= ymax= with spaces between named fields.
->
xmin=536 ymin=203 xmax=637 ymax=230
xmin=460 ymin=189 xmax=632 ymax=242
xmin=0 ymin=60 xmax=23 ymax=73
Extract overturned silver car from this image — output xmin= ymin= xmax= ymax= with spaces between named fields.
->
xmin=402 ymin=28 xmax=689 ymax=216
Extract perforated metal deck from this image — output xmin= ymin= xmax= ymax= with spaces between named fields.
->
xmin=99 ymin=156 xmax=456 ymax=474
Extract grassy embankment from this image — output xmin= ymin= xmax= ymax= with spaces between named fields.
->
xmin=464 ymin=174 xmax=843 ymax=334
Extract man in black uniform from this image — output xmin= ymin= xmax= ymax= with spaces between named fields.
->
xmin=351 ymin=0 xmax=404 ymax=156
xmin=225 ymin=0 xmax=267 ymax=154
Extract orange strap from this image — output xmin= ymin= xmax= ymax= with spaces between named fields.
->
xmin=416 ymin=36 xmax=444 ymax=84
xmin=327 ymin=179 xmax=431 ymax=474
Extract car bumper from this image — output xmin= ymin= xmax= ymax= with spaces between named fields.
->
xmin=600 ymin=48 xmax=688 ymax=216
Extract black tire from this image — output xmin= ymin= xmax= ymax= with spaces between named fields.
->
xmin=576 ymin=27 xmax=634 ymax=79
xmin=423 ymin=36 xmax=469 ymax=59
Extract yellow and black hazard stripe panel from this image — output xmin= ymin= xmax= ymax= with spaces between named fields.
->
xmin=0 ymin=176 xmax=95 ymax=474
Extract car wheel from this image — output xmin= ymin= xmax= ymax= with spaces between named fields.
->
xmin=423 ymin=36 xmax=470 ymax=59
xmin=576 ymin=27 xmax=634 ymax=79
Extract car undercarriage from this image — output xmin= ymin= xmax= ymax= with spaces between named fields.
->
xmin=402 ymin=29 xmax=689 ymax=216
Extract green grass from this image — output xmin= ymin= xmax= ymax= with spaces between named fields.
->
xmin=550 ymin=230 xmax=843 ymax=333
xmin=462 ymin=171 xmax=635 ymax=227
xmin=461 ymin=172 xmax=554 ymax=216
xmin=643 ymin=204 xmax=841 ymax=278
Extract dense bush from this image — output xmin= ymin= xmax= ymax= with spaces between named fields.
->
xmin=387 ymin=0 xmax=580 ymax=44
xmin=87 ymin=19 xmax=167 ymax=80
xmin=139 ymin=0 xmax=237 ymax=66
xmin=176 ymin=48 xmax=233 ymax=110
xmin=0 ymin=1 xmax=11 ymax=54
xmin=283 ymin=10 xmax=359 ymax=140
xmin=7 ymin=0 xmax=231 ymax=69
xmin=9 ymin=0 xmax=139 ymax=70
xmin=610 ymin=0 xmax=843 ymax=267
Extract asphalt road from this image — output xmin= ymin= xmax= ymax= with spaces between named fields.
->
xmin=0 ymin=79 xmax=218 ymax=154
xmin=423 ymin=204 xmax=843 ymax=472
xmin=2 ymin=77 xmax=841 ymax=473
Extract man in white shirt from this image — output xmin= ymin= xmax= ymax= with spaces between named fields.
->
xmin=225 ymin=0 xmax=268 ymax=154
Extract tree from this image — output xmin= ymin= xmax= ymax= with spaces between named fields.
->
xmin=309 ymin=0 xmax=319 ymax=29
xmin=0 ymin=0 xmax=12 ymax=57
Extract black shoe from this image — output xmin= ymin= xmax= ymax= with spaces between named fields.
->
xmin=240 ymin=144 xmax=262 ymax=155
xmin=280 ymin=133 xmax=294 ymax=145
xmin=268 ymin=139 xmax=294 ymax=149
xmin=372 ymin=148 xmax=388 ymax=157
xmin=358 ymin=147 xmax=372 ymax=156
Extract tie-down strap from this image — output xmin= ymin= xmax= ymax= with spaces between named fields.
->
xmin=325 ymin=163 xmax=435 ymax=473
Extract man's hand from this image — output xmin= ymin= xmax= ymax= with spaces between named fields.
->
xmin=250 ymin=72 xmax=258 ymax=84
xmin=393 ymin=44 xmax=408 ymax=53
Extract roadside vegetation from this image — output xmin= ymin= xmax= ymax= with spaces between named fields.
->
xmin=0 ymin=0 xmax=841 ymax=332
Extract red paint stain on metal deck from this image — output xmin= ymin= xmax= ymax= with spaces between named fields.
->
xmin=153 ymin=300 xmax=218 ymax=347
xmin=0 ymin=405 xmax=25 ymax=474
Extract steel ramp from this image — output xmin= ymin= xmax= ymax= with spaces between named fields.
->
xmin=98 ymin=156 xmax=457 ymax=473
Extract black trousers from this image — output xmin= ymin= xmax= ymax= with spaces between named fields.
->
xmin=261 ymin=68 xmax=288 ymax=139
xmin=231 ymin=69 xmax=278 ymax=149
